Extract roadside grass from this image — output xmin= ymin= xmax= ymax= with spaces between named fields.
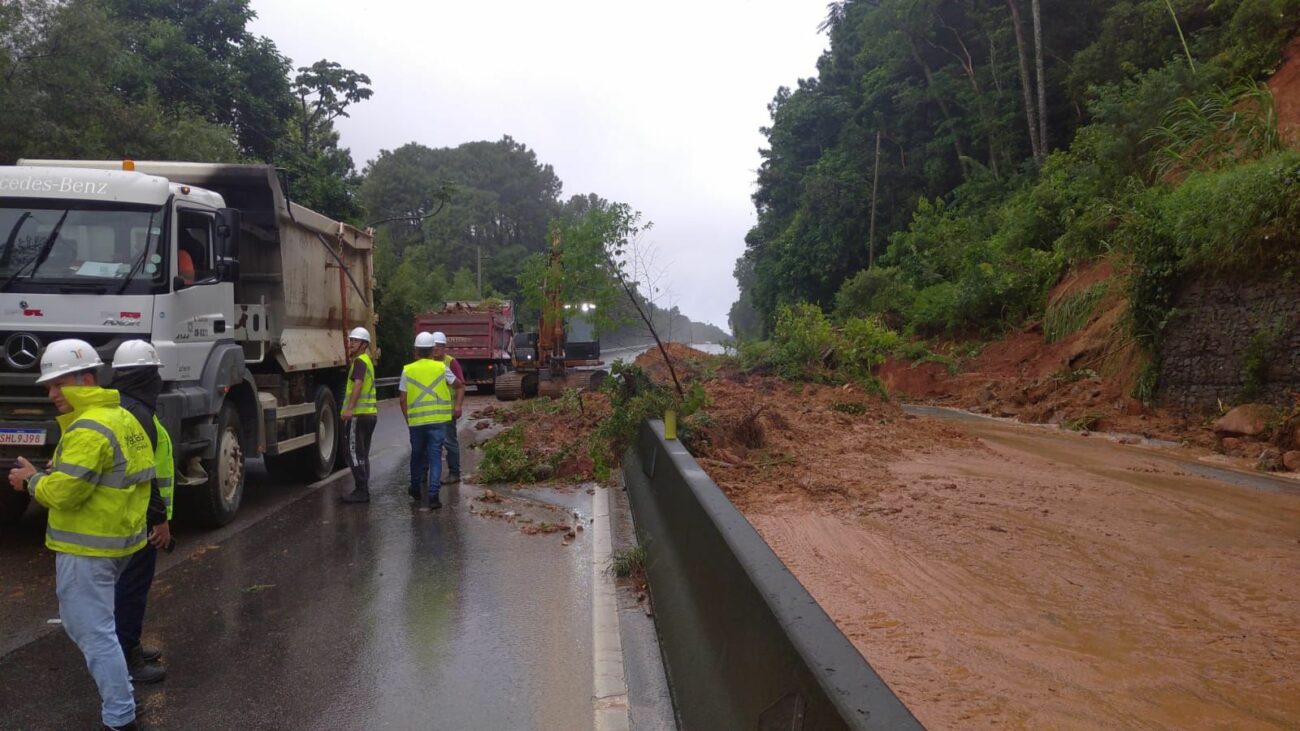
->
xmin=608 ymin=544 xmax=648 ymax=579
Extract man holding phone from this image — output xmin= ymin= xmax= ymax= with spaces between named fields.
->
xmin=7 ymin=339 xmax=156 ymax=731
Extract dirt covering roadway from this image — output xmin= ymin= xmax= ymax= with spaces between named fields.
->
xmin=633 ymin=346 xmax=1300 ymax=729
xmin=486 ymin=345 xmax=1300 ymax=728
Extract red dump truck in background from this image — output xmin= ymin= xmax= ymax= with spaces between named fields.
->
xmin=413 ymin=302 xmax=514 ymax=394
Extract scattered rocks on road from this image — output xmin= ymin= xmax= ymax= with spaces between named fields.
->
xmin=1213 ymin=403 xmax=1275 ymax=437
xmin=1256 ymin=447 xmax=1284 ymax=472
xmin=1283 ymin=450 xmax=1300 ymax=472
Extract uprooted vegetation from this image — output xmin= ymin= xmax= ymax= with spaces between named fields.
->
xmin=473 ymin=338 xmax=973 ymax=500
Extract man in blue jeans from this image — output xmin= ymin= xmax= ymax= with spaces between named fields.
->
xmin=8 ymin=339 xmax=155 ymax=731
xmin=429 ymin=331 xmax=464 ymax=483
xmin=399 ymin=332 xmax=463 ymax=511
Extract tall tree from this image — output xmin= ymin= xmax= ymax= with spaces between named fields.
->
xmin=1031 ymin=0 xmax=1048 ymax=151
xmin=1006 ymin=0 xmax=1043 ymax=162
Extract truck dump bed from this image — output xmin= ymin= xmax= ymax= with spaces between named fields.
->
xmin=17 ymin=160 xmax=376 ymax=373
xmin=414 ymin=302 xmax=513 ymax=386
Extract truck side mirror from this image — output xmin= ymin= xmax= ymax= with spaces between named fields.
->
xmin=216 ymin=208 xmax=241 ymax=281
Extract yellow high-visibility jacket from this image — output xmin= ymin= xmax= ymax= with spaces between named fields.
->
xmin=29 ymin=386 xmax=154 ymax=557
xmin=153 ymin=415 xmax=175 ymax=521
xmin=402 ymin=359 xmax=453 ymax=426
xmin=346 ymin=352 xmax=378 ymax=416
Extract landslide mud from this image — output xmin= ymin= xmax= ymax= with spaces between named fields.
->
xmin=736 ymin=419 xmax=1300 ymax=729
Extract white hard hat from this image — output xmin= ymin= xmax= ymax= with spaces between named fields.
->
xmin=431 ymin=331 xmax=448 ymax=345
xmin=414 ymin=331 xmax=436 ymax=348
xmin=111 ymin=339 xmax=162 ymax=368
xmin=36 ymin=339 xmax=104 ymax=384
xmin=348 ymin=327 xmax=371 ymax=343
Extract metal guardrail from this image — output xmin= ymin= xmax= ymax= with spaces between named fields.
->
xmin=624 ymin=420 xmax=923 ymax=730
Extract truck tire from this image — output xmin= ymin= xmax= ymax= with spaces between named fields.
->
xmin=0 ymin=489 xmax=30 ymax=526
xmin=477 ymin=382 xmax=496 ymax=395
xmin=305 ymin=385 xmax=341 ymax=481
xmin=189 ymin=403 xmax=245 ymax=528
xmin=263 ymin=386 xmax=341 ymax=483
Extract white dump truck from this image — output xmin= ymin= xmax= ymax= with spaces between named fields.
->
xmin=0 ymin=160 xmax=375 ymax=527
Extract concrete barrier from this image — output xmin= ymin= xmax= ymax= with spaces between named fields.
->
xmin=622 ymin=420 xmax=923 ymax=730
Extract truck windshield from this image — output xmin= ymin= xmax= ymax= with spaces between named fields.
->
xmin=0 ymin=202 xmax=165 ymax=291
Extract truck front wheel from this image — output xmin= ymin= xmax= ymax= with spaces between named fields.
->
xmin=189 ymin=403 xmax=245 ymax=528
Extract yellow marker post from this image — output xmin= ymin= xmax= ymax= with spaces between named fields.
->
xmin=664 ymin=409 xmax=678 ymax=440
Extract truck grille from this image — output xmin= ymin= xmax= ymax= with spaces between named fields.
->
xmin=0 ymin=331 xmax=131 ymax=375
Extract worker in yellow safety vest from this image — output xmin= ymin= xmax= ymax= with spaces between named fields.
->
xmin=399 ymin=331 xmax=463 ymax=511
xmin=340 ymin=326 xmax=378 ymax=504
xmin=108 ymin=339 xmax=174 ymax=686
xmin=429 ymin=331 xmax=465 ymax=484
xmin=7 ymin=339 xmax=155 ymax=731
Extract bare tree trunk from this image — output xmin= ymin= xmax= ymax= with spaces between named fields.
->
xmin=868 ymin=129 xmax=881 ymax=268
xmin=907 ymin=36 xmax=969 ymax=176
xmin=1007 ymin=0 xmax=1042 ymax=162
xmin=1031 ymin=0 xmax=1048 ymax=153
xmin=934 ymin=21 xmax=1000 ymax=178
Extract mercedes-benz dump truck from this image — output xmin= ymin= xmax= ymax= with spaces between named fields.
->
xmin=0 ymin=160 xmax=375 ymax=527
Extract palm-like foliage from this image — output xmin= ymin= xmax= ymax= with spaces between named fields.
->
xmin=1146 ymin=81 xmax=1281 ymax=183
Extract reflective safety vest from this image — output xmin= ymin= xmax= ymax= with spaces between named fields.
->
xmin=402 ymin=358 xmax=453 ymax=426
xmin=29 ymin=386 xmax=155 ymax=557
xmin=345 ymin=352 xmax=378 ymax=415
xmin=153 ymin=415 xmax=175 ymax=521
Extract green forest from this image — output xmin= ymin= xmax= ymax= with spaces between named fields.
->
xmin=731 ymin=0 xmax=1300 ymax=367
xmin=0 ymin=0 xmax=726 ymax=374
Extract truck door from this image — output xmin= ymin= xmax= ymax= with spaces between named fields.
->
xmin=152 ymin=207 xmax=233 ymax=382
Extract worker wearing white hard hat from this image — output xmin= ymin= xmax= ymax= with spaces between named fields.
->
xmin=428 ymin=332 xmax=465 ymax=484
xmin=8 ymin=339 xmax=155 ymax=730
xmin=399 ymin=331 xmax=459 ymax=510
xmin=107 ymin=340 xmax=172 ymax=685
xmin=340 ymin=327 xmax=378 ymax=503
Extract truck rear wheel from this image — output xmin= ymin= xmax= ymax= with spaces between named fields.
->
xmin=263 ymin=386 xmax=341 ymax=483
xmin=189 ymin=403 xmax=245 ymax=528
xmin=304 ymin=385 xmax=340 ymax=481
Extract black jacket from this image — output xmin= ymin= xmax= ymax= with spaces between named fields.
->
xmin=111 ymin=368 xmax=167 ymax=527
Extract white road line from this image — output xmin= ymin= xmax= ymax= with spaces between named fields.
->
xmin=592 ymin=485 xmax=630 ymax=731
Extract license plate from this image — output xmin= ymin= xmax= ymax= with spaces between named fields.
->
xmin=0 ymin=429 xmax=46 ymax=446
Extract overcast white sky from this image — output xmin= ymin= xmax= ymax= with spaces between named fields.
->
xmin=250 ymin=1 xmax=829 ymax=333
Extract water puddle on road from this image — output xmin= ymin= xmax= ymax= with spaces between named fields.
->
xmin=467 ymin=486 xmax=589 ymax=545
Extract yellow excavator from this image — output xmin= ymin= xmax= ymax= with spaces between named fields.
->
xmin=494 ymin=232 xmax=606 ymax=400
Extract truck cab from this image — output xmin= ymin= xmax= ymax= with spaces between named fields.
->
xmin=0 ymin=161 xmax=374 ymax=527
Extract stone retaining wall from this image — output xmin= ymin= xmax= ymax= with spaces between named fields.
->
xmin=1159 ymin=275 xmax=1300 ymax=413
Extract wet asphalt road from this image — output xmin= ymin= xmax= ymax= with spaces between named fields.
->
xmin=0 ymin=396 xmax=602 ymax=730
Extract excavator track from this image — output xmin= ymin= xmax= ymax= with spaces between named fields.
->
xmin=495 ymin=371 xmax=525 ymax=401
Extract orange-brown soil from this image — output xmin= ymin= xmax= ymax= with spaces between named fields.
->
xmin=624 ymin=345 xmax=1300 ymax=729
xmin=490 ymin=341 xmax=1300 ymax=728
xmin=1270 ymin=37 xmax=1300 ymax=147
xmin=880 ymin=261 xmax=1217 ymax=449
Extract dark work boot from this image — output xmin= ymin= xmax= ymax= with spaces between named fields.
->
xmin=103 ymin=721 xmax=139 ymax=731
xmin=140 ymin=645 xmax=162 ymax=662
xmin=444 ymin=473 xmax=460 ymax=485
xmin=341 ymin=489 xmax=370 ymax=503
xmin=127 ymin=645 xmax=166 ymax=684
